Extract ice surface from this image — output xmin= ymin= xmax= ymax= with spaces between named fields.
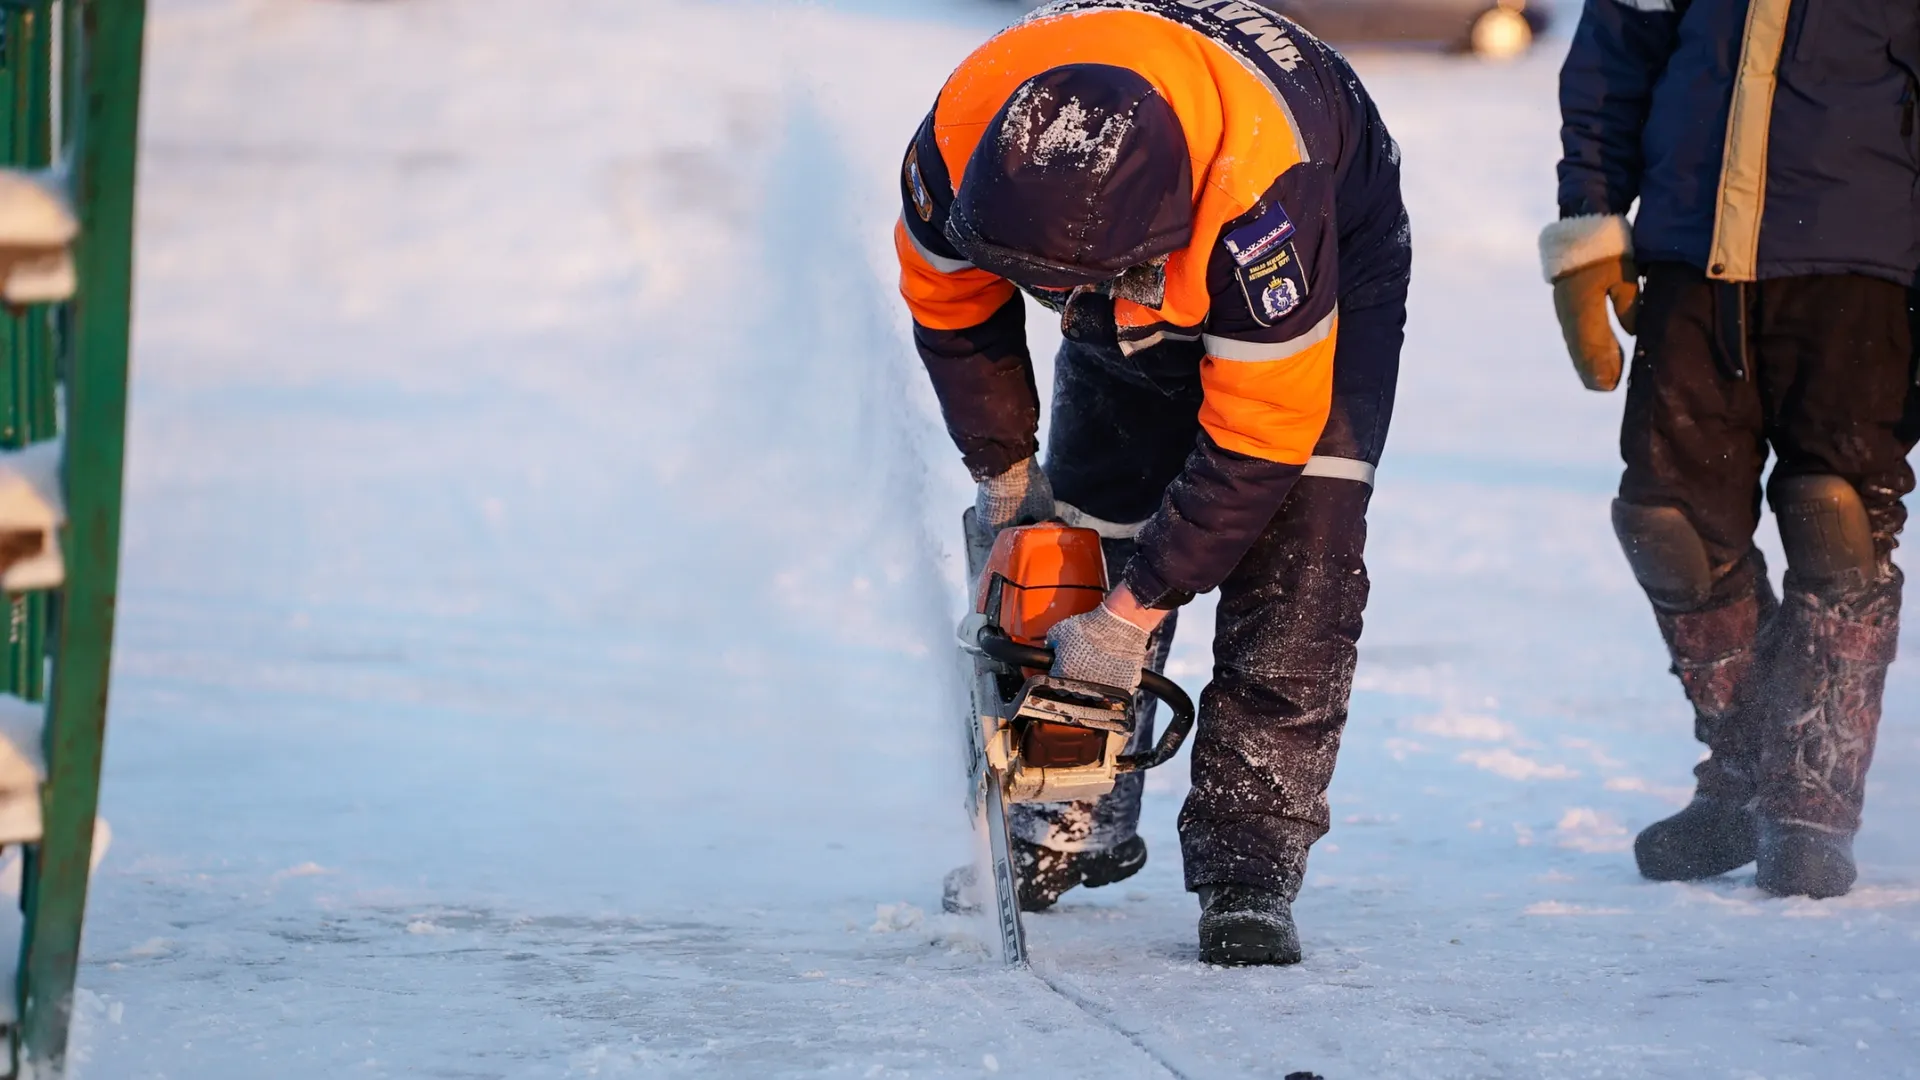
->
xmin=70 ymin=0 xmax=1920 ymax=1077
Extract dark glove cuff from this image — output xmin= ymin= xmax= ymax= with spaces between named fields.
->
xmin=964 ymin=438 xmax=1041 ymax=483
xmin=1120 ymin=556 xmax=1194 ymax=611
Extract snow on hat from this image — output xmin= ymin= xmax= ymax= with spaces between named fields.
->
xmin=945 ymin=64 xmax=1194 ymax=291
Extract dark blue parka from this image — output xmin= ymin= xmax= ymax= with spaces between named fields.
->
xmin=1558 ymin=0 xmax=1920 ymax=285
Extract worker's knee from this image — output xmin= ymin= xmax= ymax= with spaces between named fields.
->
xmin=1769 ymin=474 xmax=1879 ymax=597
xmin=1611 ymin=499 xmax=1715 ymax=611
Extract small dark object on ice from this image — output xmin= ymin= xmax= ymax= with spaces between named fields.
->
xmin=1634 ymin=795 xmax=1757 ymax=880
xmin=1285 ymin=1073 xmax=1327 ymax=1080
xmin=942 ymin=836 xmax=1148 ymax=914
xmin=1198 ymin=884 xmax=1302 ymax=966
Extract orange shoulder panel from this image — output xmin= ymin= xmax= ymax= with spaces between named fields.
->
xmin=895 ymin=218 xmax=1017 ymax=331
xmin=933 ymin=10 xmax=1304 ymax=329
xmin=1113 ymin=298 xmax=1173 ymax=332
xmin=1196 ymin=318 xmax=1337 ymax=464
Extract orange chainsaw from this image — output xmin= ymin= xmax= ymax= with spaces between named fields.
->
xmin=956 ymin=513 xmax=1195 ymax=965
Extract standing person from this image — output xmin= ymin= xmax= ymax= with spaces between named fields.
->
xmin=895 ymin=0 xmax=1410 ymax=963
xmin=1544 ymin=0 xmax=1918 ymax=897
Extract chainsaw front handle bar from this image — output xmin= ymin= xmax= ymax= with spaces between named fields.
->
xmin=975 ymin=625 xmax=1196 ymax=772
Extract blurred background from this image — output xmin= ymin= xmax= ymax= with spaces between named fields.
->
xmin=71 ymin=1 xmax=1920 ymax=1077
xmin=1006 ymin=0 xmax=1558 ymax=57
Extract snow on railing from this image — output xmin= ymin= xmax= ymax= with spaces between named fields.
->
xmin=0 ymin=169 xmax=74 ymax=305
xmin=0 ymin=696 xmax=43 ymax=848
xmin=0 ymin=439 xmax=62 ymax=593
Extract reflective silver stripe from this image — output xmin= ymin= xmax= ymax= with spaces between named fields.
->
xmin=1186 ymin=30 xmax=1310 ymax=164
xmin=1612 ymin=0 xmax=1674 ymax=10
xmin=1202 ymin=306 xmax=1337 ymax=362
xmin=1055 ymin=500 xmax=1146 ymax=540
xmin=1301 ymin=455 xmax=1375 ymax=486
xmin=1060 ymin=458 xmax=1371 ymax=543
xmin=901 ymin=214 xmax=973 ymax=275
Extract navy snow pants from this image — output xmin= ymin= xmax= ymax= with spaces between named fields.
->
xmin=1014 ymin=234 xmax=1410 ymax=898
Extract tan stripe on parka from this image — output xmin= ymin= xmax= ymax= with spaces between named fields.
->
xmin=1706 ymin=0 xmax=1793 ymax=281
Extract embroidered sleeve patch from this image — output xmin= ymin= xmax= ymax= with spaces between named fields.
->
xmin=906 ymin=146 xmax=935 ymax=223
xmin=1223 ymin=203 xmax=1309 ymax=327
xmin=1223 ymin=202 xmax=1295 ymax=267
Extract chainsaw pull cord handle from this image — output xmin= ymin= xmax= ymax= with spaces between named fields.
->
xmin=974 ymin=625 xmax=1196 ymax=772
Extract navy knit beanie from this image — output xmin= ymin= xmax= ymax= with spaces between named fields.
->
xmin=946 ymin=64 xmax=1194 ymax=289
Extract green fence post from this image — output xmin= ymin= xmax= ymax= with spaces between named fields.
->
xmin=18 ymin=0 xmax=143 ymax=1071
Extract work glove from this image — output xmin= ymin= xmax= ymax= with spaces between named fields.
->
xmin=1046 ymin=601 xmax=1152 ymax=694
xmin=975 ymin=456 xmax=1055 ymax=536
xmin=1539 ymin=214 xmax=1639 ymax=392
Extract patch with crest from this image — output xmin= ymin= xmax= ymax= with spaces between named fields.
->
xmin=906 ymin=145 xmax=934 ymax=223
xmin=1223 ymin=203 xmax=1309 ymax=327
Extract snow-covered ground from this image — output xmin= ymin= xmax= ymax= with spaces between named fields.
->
xmin=67 ymin=0 xmax=1920 ymax=1076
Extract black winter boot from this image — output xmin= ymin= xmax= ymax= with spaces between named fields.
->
xmin=1634 ymin=576 xmax=1776 ymax=881
xmin=1636 ymin=797 xmax=1758 ymax=881
xmin=1754 ymin=573 xmax=1900 ymax=899
xmin=1197 ymin=885 xmax=1301 ymax=966
xmin=941 ymin=835 xmax=1147 ymax=914
xmin=1016 ymin=835 xmax=1147 ymax=910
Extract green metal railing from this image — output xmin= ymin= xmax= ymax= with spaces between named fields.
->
xmin=0 ymin=0 xmax=143 ymax=1075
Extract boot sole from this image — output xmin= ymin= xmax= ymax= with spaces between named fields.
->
xmin=1199 ymin=917 xmax=1302 ymax=966
xmin=1756 ymin=870 xmax=1854 ymax=900
xmin=1755 ymin=856 xmax=1856 ymax=899
xmin=1634 ymin=842 xmax=1757 ymax=882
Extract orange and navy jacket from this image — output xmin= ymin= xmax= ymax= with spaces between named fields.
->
xmin=897 ymin=0 xmax=1405 ymax=605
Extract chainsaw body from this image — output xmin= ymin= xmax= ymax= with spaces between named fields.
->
xmin=955 ymin=515 xmax=1196 ymax=965
xmin=967 ymin=524 xmax=1134 ymax=803
xmin=961 ymin=522 xmax=1196 ymax=804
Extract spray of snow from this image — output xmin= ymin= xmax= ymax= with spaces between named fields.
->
xmin=868 ymin=902 xmax=926 ymax=933
xmin=1554 ymin=807 xmax=1631 ymax=853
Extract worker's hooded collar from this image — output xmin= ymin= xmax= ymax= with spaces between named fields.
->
xmin=945 ymin=64 xmax=1195 ymax=291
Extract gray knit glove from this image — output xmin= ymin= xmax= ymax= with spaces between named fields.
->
xmin=1046 ymin=602 xmax=1152 ymax=693
xmin=975 ymin=457 xmax=1055 ymax=535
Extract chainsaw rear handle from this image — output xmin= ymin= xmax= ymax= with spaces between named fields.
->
xmin=975 ymin=625 xmax=1196 ymax=772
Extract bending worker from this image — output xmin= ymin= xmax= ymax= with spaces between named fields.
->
xmin=895 ymin=0 xmax=1410 ymax=964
